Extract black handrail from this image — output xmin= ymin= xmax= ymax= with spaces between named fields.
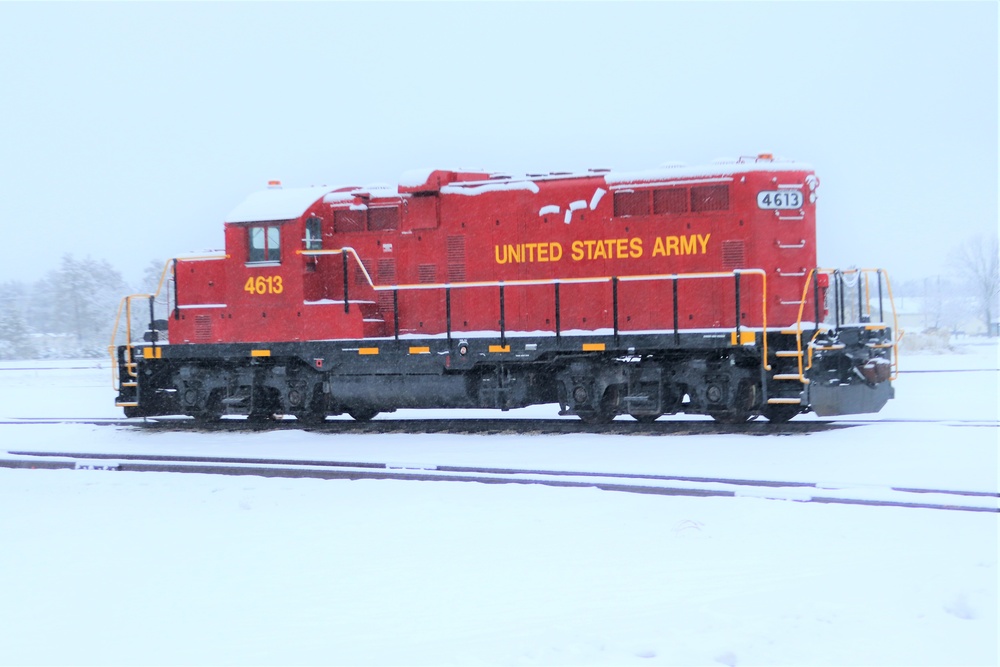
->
xmin=734 ymin=272 xmax=742 ymax=340
xmin=612 ymin=276 xmax=619 ymax=343
xmin=342 ymin=249 xmax=350 ymax=314
xmin=499 ymin=283 xmax=506 ymax=346
xmin=172 ymin=258 xmax=179 ymax=320
xmin=554 ymin=282 xmax=561 ymax=342
xmin=877 ymin=269 xmax=884 ymax=321
xmin=857 ymin=270 xmax=866 ymax=322
xmin=445 ymin=286 xmax=452 ymax=343
xmin=672 ymin=276 xmax=679 ymax=346
xmin=393 ymin=289 xmax=399 ymax=341
xmin=813 ymin=269 xmax=821 ymax=338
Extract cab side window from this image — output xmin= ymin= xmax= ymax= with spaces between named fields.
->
xmin=249 ymin=225 xmax=281 ymax=263
xmin=304 ymin=217 xmax=322 ymax=250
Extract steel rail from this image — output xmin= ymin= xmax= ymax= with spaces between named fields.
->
xmin=2 ymin=450 xmax=996 ymax=514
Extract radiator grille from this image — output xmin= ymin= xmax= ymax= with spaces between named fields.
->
xmin=447 ymin=236 xmax=466 ymax=282
xmin=418 ymin=264 xmax=437 ymax=284
xmin=691 ymin=184 xmax=730 ymax=212
xmin=722 ymin=240 xmax=746 ymax=269
xmin=194 ymin=315 xmax=212 ymax=342
xmin=653 ymin=188 xmax=687 ymax=214
xmin=377 ymin=259 xmax=396 ymax=312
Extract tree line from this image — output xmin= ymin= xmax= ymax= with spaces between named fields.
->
xmin=0 ymin=255 xmax=164 ymax=360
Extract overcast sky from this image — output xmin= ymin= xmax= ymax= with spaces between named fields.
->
xmin=1 ymin=1 xmax=996 ymax=287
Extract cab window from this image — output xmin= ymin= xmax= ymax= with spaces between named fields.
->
xmin=249 ymin=225 xmax=281 ymax=263
xmin=304 ymin=217 xmax=322 ymax=250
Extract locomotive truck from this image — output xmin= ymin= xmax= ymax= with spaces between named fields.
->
xmin=111 ymin=155 xmax=899 ymax=423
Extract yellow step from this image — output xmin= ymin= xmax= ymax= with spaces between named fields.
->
xmin=767 ymin=398 xmax=802 ymax=405
xmin=776 ymin=350 xmax=803 ymax=358
xmin=772 ymin=374 xmax=805 ymax=381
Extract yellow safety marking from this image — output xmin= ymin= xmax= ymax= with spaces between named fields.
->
xmin=358 ymin=347 xmax=380 ymax=355
xmin=142 ymin=346 xmax=162 ymax=359
xmin=767 ymin=398 xmax=802 ymax=405
xmin=865 ymin=324 xmax=887 ymax=330
xmin=776 ymin=350 xmax=802 ymax=357
xmin=582 ymin=343 xmax=606 ymax=352
xmin=409 ymin=346 xmax=431 ymax=355
xmin=772 ymin=374 xmax=809 ymax=384
xmin=730 ymin=331 xmax=756 ymax=346
xmin=251 ymin=349 xmax=271 ymax=357
xmin=489 ymin=345 xmax=510 ymax=353
xmin=116 ymin=401 xmax=139 ymax=408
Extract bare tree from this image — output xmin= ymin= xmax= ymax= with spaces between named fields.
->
xmin=950 ymin=233 xmax=1000 ymax=336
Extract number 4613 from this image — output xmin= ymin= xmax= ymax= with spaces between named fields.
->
xmin=244 ymin=275 xmax=283 ymax=295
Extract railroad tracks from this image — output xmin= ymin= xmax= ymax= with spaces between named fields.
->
xmin=0 ymin=415 xmax=855 ymax=435
xmin=1 ymin=415 xmax=997 ymax=434
xmin=2 ymin=449 xmax=996 ymax=514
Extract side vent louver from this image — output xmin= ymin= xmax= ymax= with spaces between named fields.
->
xmin=447 ymin=235 xmax=466 ymax=282
xmin=194 ymin=315 xmax=212 ymax=342
xmin=722 ymin=240 xmax=746 ymax=269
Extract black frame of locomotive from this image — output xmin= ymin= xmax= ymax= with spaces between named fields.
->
xmin=113 ymin=266 xmax=897 ymax=424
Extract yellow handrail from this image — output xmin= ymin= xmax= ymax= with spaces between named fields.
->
xmin=108 ymin=257 xmax=186 ymax=390
xmin=787 ymin=268 xmax=902 ymax=383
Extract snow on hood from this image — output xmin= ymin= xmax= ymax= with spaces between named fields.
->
xmin=605 ymin=159 xmax=813 ymax=186
xmin=225 ymin=185 xmax=347 ymax=224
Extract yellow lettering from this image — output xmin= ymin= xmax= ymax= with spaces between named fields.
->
xmin=593 ymin=240 xmax=608 ymax=259
xmin=698 ymin=233 xmax=710 ymax=253
xmin=680 ymin=235 xmax=697 ymax=255
xmin=509 ymin=244 xmax=522 ymax=263
xmin=666 ymin=236 xmax=680 ymax=255
xmin=630 ymin=237 xmax=643 ymax=258
xmin=494 ymin=245 xmax=507 ymax=264
xmin=550 ymin=242 xmax=563 ymax=262
xmin=571 ymin=240 xmax=584 ymax=261
xmin=652 ymin=237 xmax=665 ymax=257
xmin=583 ymin=239 xmax=597 ymax=260
xmin=614 ymin=238 xmax=627 ymax=258
xmin=536 ymin=243 xmax=548 ymax=262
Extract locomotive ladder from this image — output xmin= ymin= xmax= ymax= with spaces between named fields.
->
xmin=107 ymin=259 xmax=179 ymax=402
xmin=769 ymin=268 xmax=902 ymax=408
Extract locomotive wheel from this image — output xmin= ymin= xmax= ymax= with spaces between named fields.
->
xmin=762 ymin=404 xmax=800 ymax=423
xmin=295 ymin=410 xmax=327 ymax=425
xmin=577 ymin=386 xmax=619 ymax=424
xmin=709 ymin=380 xmax=759 ymax=424
xmin=578 ymin=408 xmax=615 ymax=425
xmin=348 ymin=407 xmax=380 ymax=422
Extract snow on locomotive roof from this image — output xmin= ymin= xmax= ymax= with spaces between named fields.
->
xmin=226 ymin=185 xmax=355 ymax=224
xmin=227 ymin=157 xmax=813 ymax=222
xmin=404 ymin=157 xmax=812 ymax=194
xmin=604 ymin=157 xmax=813 ymax=186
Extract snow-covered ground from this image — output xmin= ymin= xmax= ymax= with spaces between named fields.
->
xmin=0 ymin=341 xmax=997 ymax=666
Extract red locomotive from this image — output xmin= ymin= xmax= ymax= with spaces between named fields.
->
xmin=112 ymin=155 xmax=899 ymax=423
